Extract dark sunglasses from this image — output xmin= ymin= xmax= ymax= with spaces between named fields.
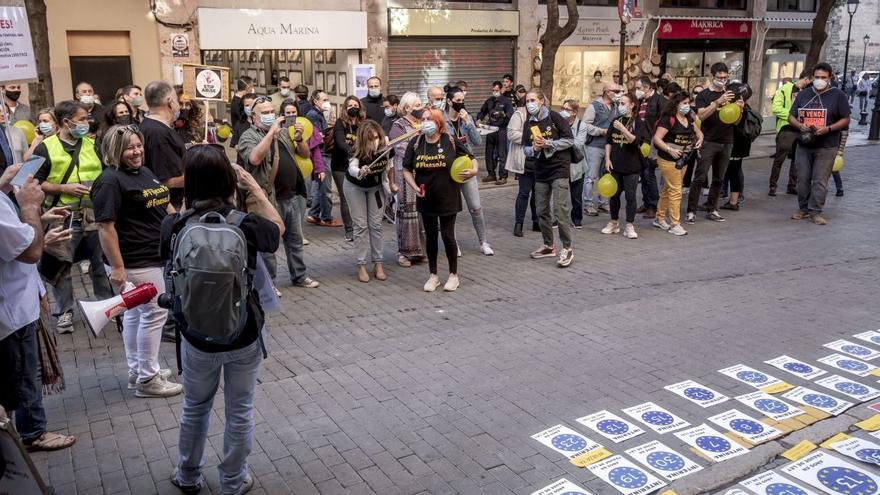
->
xmin=115 ymin=123 xmax=139 ymax=135
xmin=249 ymin=96 xmax=271 ymax=111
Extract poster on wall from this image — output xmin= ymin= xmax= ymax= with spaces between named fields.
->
xmin=0 ymin=5 xmax=37 ymax=83
xmin=352 ymin=64 xmax=375 ymax=99
xmin=171 ymin=33 xmax=190 ymax=58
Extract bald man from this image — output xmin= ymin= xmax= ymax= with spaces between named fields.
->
xmin=426 ymin=86 xmax=445 ymax=112
xmin=582 ymin=83 xmax=623 ymax=215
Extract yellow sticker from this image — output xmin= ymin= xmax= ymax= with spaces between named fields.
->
xmin=782 ymin=440 xmax=817 ymax=461
xmin=761 ymin=382 xmax=795 ymax=394
xmin=820 ymin=433 xmax=851 ymax=449
xmin=856 ymin=414 xmax=880 ymax=431
xmin=660 ymin=491 xmax=678 ymax=495
xmin=870 ymin=368 xmax=880 ymax=377
xmin=570 ymin=447 xmax=612 ymax=467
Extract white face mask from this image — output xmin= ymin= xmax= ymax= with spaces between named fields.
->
xmin=813 ymin=78 xmax=829 ymax=91
xmin=79 ymin=94 xmax=94 ymax=105
xmin=559 ymin=110 xmax=570 ymax=119
xmin=492 ymin=91 xmax=501 ymax=98
xmin=321 ymin=101 xmax=332 ymax=112
xmin=635 ymin=89 xmax=645 ymax=100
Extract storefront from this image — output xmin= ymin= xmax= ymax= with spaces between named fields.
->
xmin=758 ymin=18 xmax=811 ymax=130
xmin=542 ymin=17 xmax=648 ymax=106
xmin=387 ymin=8 xmax=518 ymax=103
xmin=656 ymin=18 xmax=754 ymax=93
xmin=195 ymin=8 xmax=368 ymax=118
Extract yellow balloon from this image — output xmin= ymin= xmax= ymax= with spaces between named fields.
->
xmin=294 ymin=154 xmax=313 ymax=178
xmin=295 ymin=116 xmax=313 ymax=141
xmin=640 ymin=143 xmax=650 ymax=158
xmin=718 ymin=103 xmax=742 ymax=125
xmin=450 ymin=156 xmax=473 ymax=184
xmin=832 ymin=155 xmax=844 ymax=172
xmin=695 ymin=119 xmax=702 ymax=129
xmin=216 ymin=124 xmax=231 ymax=139
xmin=14 ymin=120 xmax=35 ymax=144
xmin=597 ymin=173 xmax=618 ymax=198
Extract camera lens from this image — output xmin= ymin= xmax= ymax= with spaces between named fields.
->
xmin=157 ymin=293 xmax=173 ymax=309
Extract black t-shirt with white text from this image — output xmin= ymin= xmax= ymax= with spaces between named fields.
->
xmin=657 ymin=116 xmax=697 ymax=162
xmin=606 ymin=116 xmax=650 ymax=175
xmin=789 ymin=86 xmax=851 ymax=149
xmin=347 ymin=149 xmax=395 ymax=189
xmin=695 ymin=88 xmax=734 ymax=144
xmin=139 ymin=117 xmax=186 ymax=207
xmin=402 ymin=133 xmax=470 ymax=216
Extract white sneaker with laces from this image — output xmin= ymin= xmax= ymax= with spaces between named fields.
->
xmin=653 ymin=218 xmax=671 ymax=230
xmin=424 ymin=274 xmax=441 ymax=292
xmin=623 ymin=223 xmax=638 ymax=239
xmin=601 ymin=221 xmax=620 ymax=235
xmin=135 ymin=374 xmax=183 ymax=398
xmin=56 ymin=312 xmax=74 ymax=334
xmin=557 ymin=247 xmax=574 ymax=268
xmin=443 ymin=274 xmax=460 ymax=292
xmin=668 ymin=224 xmax=688 ymax=236
xmin=480 ymin=243 xmax=494 ymax=256
xmin=457 ymin=244 xmax=462 ymax=257
xmin=129 ymin=369 xmax=172 ymax=390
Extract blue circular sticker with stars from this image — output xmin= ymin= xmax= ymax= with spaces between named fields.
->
xmin=765 ymin=483 xmax=808 ymax=495
xmin=755 ymin=398 xmax=789 ymax=414
xmin=608 ymin=466 xmax=648 ymax=489
xmin=838 ymin=359 xmax=870 ymax=372
xmin=684 ymin=387 xmax=715 ymax=401
xmin=696 ymin=435 xmax=731 ymax=453
xmin=784 ymin=362 xmax=814 ymax=374
xmin=597 ymin=419 xmax=630 ymax=435
xmin=842 ymin=344 xmax=873 ymax=357
xmin=871 ymin=336 xmax=880 ymax=345
xmin=817 ymin=466 xmax=878 ymax=494
xmin=730 ymin=418 xmax=765 ymax=435
xmin=737 ymin=370 xmax=769 ymax=384
xmin=642 ymin=410 xmax=674 ymax=426
xmin=856 ymin=448 xmax=880 ymax=464
xmin=803 ymin=393 xmax=839 ymax=409
xmin=646 ymin=451 xmax=685 ymax=472
xmin=551 ymin=434 xmax=587 ymax=452
xmin=835 ymin=381 xmax=870 ymax=396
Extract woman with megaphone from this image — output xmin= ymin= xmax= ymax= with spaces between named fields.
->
xmin=91 ymin=124 xmax=182 ymax=398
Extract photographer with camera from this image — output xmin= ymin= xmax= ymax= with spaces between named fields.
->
xmin=477 ymin=81 xmax=514 ymax=184
xmin=653 ymin=92 xmax=703 ymax=236
xmin=788 ymin=62 xmax=850 ymax=225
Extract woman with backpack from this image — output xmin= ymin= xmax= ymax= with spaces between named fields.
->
xmin=164 ymin=145 xmax=283 ymax=495
xmin=91 ymin=124 xmax=182 ymax=398
xmin=331 ymin=95 xmax=364 ymax=241
xmin=721 ymin=83 xmax=758 ymax=211
xmin=402 ymin=108 xmax=474 ymax=292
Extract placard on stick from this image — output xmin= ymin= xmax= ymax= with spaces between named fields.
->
xmin=181 ymin=63 xmax=230 ymax=102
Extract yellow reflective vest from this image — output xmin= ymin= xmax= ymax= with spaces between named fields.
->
xmin=42 ymin=134 xmax=102 ymax=207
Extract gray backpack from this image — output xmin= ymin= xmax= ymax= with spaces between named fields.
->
xmin=168 ymin=210 xmax=251 ymax=346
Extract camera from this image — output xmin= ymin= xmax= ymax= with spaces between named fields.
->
xmin=797 ymin=130 xmax=816 ymax=146
xmin=157 ymin=293 xmax=174 ymax=309
xmin=674 ymin=148 xmax=694 ymax=170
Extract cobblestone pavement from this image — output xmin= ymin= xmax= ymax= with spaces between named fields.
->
xmin=36 ymin=143 xmax=880 ymax=494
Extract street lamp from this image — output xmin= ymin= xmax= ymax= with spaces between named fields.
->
xmin=841 ymin=0 xmax=859 ymax=94
xmin=862 ymin=34 xmax=870 ymax=71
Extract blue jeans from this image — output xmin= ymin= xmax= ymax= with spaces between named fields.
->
xmin=583 ymin=146 xmax=608 ymax=207
xmin=277 ymin=196 xmax=309 ymax=283
xmin=176 ymin=335 xmax=263 ymax=494
xmin=0 ymin=323 xmax=46 ymax=443
xmin=308 ymin=157 xmax=333 ymax=221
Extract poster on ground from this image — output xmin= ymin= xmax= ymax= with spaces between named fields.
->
xmin=853 ymin=331 xmax=880 ymax=347
xmin=532 ymin=425 xmax=604 ymax=462
xmin=739 ymin=470 xmax=819 ymax=495
xmin=665 ymin=380 xmax=729 ymax=408
xmin=674 ymin=424 xmax=749 ymax=462
xmin=625 ymin=440 xmax=703 ymax=481
xmin=622 ymin=402 xmax=689 ymax=434
xmin=531 ymin=478 xmax=594 ymax=495
xmin=576 ymin=410 xmax=645 ymax=444
xmin=707 ymin=409 xmax=783 ymax=444
xmin=718 ymin=364 xmax=789 ymax=392
xmin=765 ymin=356 xmax=827 ymax=381
xmin=829 ymin=436 xmax=880 ymax=466
xmin=587 ymin=455 xmax=666 ymax=495
xmin=782 ymin=450 xmax=880 ymax=495
xmin=824 ymin=340 xmax=880 ymax=361
xmin=782 ymin=386 xmax=854 ymax=416
xmin=818 ymin=354 xmax=878 ymax=378
xmin=735 ymin=391 xmax=803 ymax=421
xmin=814 ymin=375 xmax=880 ymax=402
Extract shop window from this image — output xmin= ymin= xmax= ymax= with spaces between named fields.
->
xmin=766 ymin=0 xmax=817 ymax=11
xmin=539 ymin=0 xmax=617 ymax=5
xmin=659 ymin=0 xmax=746 ymax=9
xmin=552 ymin=46 xmax=623 ymax=106
xmin=664 ymin=49 xmax=745 ymax=92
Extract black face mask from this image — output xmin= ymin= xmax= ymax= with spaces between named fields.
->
xmin=179 ymin=108 xmax=191 ymax=121
xmin=451 ymin=101 xmax=465 ymax=112
xmin=117 ymin=115 xmax=132 ymax=125
xmin=411 ymin=108 xmax=424 ymax=119
xmin=6 ymin=91 xmax=21 ymax=102
xmin=347 ymin=107 xmax=360 ymax=118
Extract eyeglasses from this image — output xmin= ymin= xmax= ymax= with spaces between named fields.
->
xmin=249 ymin=96 xmax=271 ymax=110
xmin=115 ymin=123 xmax=139 ymax=135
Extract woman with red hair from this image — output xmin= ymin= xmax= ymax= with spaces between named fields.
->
xmin=402 ymin=108 xmax=474 ymax=292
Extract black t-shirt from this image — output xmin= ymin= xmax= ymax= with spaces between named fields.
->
xmin=347 ymin=149 xmax=394 ymax=189
xmin=91 ymin=166 xmax=169 ymax=268
xmin=139 ymin=117 xmax=186 ymax=207
xmin=331 ymin=120 xmax=358 ymax=172
xmin=33 ymin=138 xmax=104 ymax=182
xmin=789 ymin=86 xmax=851 ymax=149
xmin=695 ymin=88 xmax=734 ymax=144
xmin=657 ymin=115 xmax=697 ymax=161
xmin=606 ymin=116 xmax=650 ymax=175
xmin=160 ymin=205 xmax=280 ymax=353
xmin=402 ymin=133 xmax=469 ymax=216
xmin=274 ymin=142 xmax=305 ymax=201
xmin=521 ymin=111 xmax=573 ymax=183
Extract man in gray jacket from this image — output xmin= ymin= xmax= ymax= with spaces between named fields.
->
xmin=582 ymin=83 xmax=622 ymax=216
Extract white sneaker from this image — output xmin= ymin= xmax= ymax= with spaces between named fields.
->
xmin=480 ymin=243 xmax=494 ymax=256
xmin=423 ymin=274 xmax=441 ymax=292
xmin=668 ymin=224 xmax=688 ymax=236
xmin=80 ymin=260 xmax=91 ymax=274
xmin=457 ymin=244 xmax=462 ymax=257
xmin=303 ymin=238 xmax=310 ymax=245
xmin=274 ymin=287 xmax=283 ymax=298
xmin=623 ymin=223 xmax=638 ymax=239
xmin=135 ymin=374 xmax=183 ymax=398
xmin=443 ymin=274 xmax=460 ymax=292
xmin=557 ymin=247 xmax=574 ymax=268
xmin=129 ymin=369 xmax=172 ymax=390
xmin=653 ymin=218 xmax=671 ymax=230
xmin=601 ymin=221 xmax=620 ymax=235
xmin=56 ymin=312 xmax=74 ymax=334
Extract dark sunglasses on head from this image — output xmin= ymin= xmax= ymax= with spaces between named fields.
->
xmin=249 ymin=96 xmax=271 ymax=110
xmin=115 ymin=123 xmax=139 ymax=135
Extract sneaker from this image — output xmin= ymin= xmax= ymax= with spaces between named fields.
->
xmin=653 ymin=218 xmax=671 ymax=231
xmin=597 ymin=204 xmax=610 ymax=213
xmin=275 ymin=287 xmax=282 ymax=298
xmin=344 ymin=232 xmax=354 ymax=242
xmin=302 ymin=238 xmax=310 ymax=245
xmin=768 ymin=186 xmax=777 ymax=197
xmin=481 ymin=175 xmax=497 ymax=183
xmin=494 ymin=178 xmax=508 ymax=186
xmin=457 ymin=244 xmax=463 ymax=257
xmin=668 ymin=224 xmax=688 ymax=236
xmin=586 ymin=206 xmax=599 ymax=216
xmin=237 ymin=472 xmax=254 ymax=495
xmin=707 ymin=211 xmax=726 ymax=222
xmin=623 ymin=223 xmax=638 ymax=239
xmin=811 ymin=214 xmax=827 ymax=225
xmin=557 ymin=247 xmax=574 ymax=268
xmin=720 ymin=202 xmax=739 ymax=211
xmin=552 ymin=221 xmax=558 ymax=229
xmin=294 ymin=277 xmax=320 ymax=288
xmin=56 ymin=312 xmax=74 ymax=334
xmin=836 ymin=189 xmax=844 ymax=197
xmin=443 ymin=274 xmax=460 ymax=292
xmin=135 ymin=374 xmax=183 ymax=398
xmin=80 ymin=260 xmax=91 ymax=274
xmin=129 ymin=369 xmax=172 ymax=390
xmin=601 ymin=221 xmax=620 ymax=235
xmin=423 ymin=274 xmax=441 ymax=292
xmin=305 ymin=215 xmax=320 ymax=225
xmin=685 ymin=212 xmax=696 ymax=225
xmin=791 ymin=210 xmax=809 ymax=220
xmin=530 ymin=245 xmax=557 ymax=259
xmin=480 ymin=243 xmax=494 ymax=256
xmin=171 ymin=468 xmax=203 ymax=494
xmin=572 ymin=223 xmax=583 ymax=229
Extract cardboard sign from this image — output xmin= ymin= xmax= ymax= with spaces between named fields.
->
xmin=707 ymin=409 xmax=783 ymax=444
xmin=853 ymin=331 xmax=880 ymax=347
xmin=824 ymin=340 xmax=880 ymax=361
xmin=587 ymin=455 xmax=666 ymax=495
xmin=814 ymin=375 xmax=880 ymax=402
xmin=782 ymin=386 xmax=854 ymax=416
xmin=665 ymin=380 xmax=728 ymax=408
xmin=765 ymin=356 xmax=827 ymax=381
xmin=622 ymin=402 xmax=690 ymax=434
xmin=0 ymin=6 xmax=37 ymax=83
xmin=181 ymin=64 xmax=229 ymax=102
xmin=532 ymin=425 xmax=605 ymax=464
xmin=829 ymin=436 xmax=880 ymax=466
xmin=719 ymin=364 xmax=791 ymax=393
xmin=577 ymin=410 xmax=645 ymax=444
xmin=818 ymin=354 xmax=878 ymax=378
xmin=735 ymin=391 xmax=803 ymax=421
xmin=739 ymin=470 xmax=819 ymax=495
xmin=674 ymin=424 xmax=749 ymax=462
xmin=798 ymin=108 xmax=827 ymax=128
xmin=625 ymin=440 xmax=703 ymax=481
xmin=782 ymin=451 xmax=880 ymax=495
xmin=531 ymin=478 xmax=594 ymax=495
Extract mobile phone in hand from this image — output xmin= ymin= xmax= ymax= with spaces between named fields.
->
xmin=10 ymin=156 xmax=45 ymax=187
xmin=285 ymin=115 xmax=297 ymax=128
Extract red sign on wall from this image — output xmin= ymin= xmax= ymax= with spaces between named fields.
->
xmin=657 ymin=19 xmax=753 ymax=39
